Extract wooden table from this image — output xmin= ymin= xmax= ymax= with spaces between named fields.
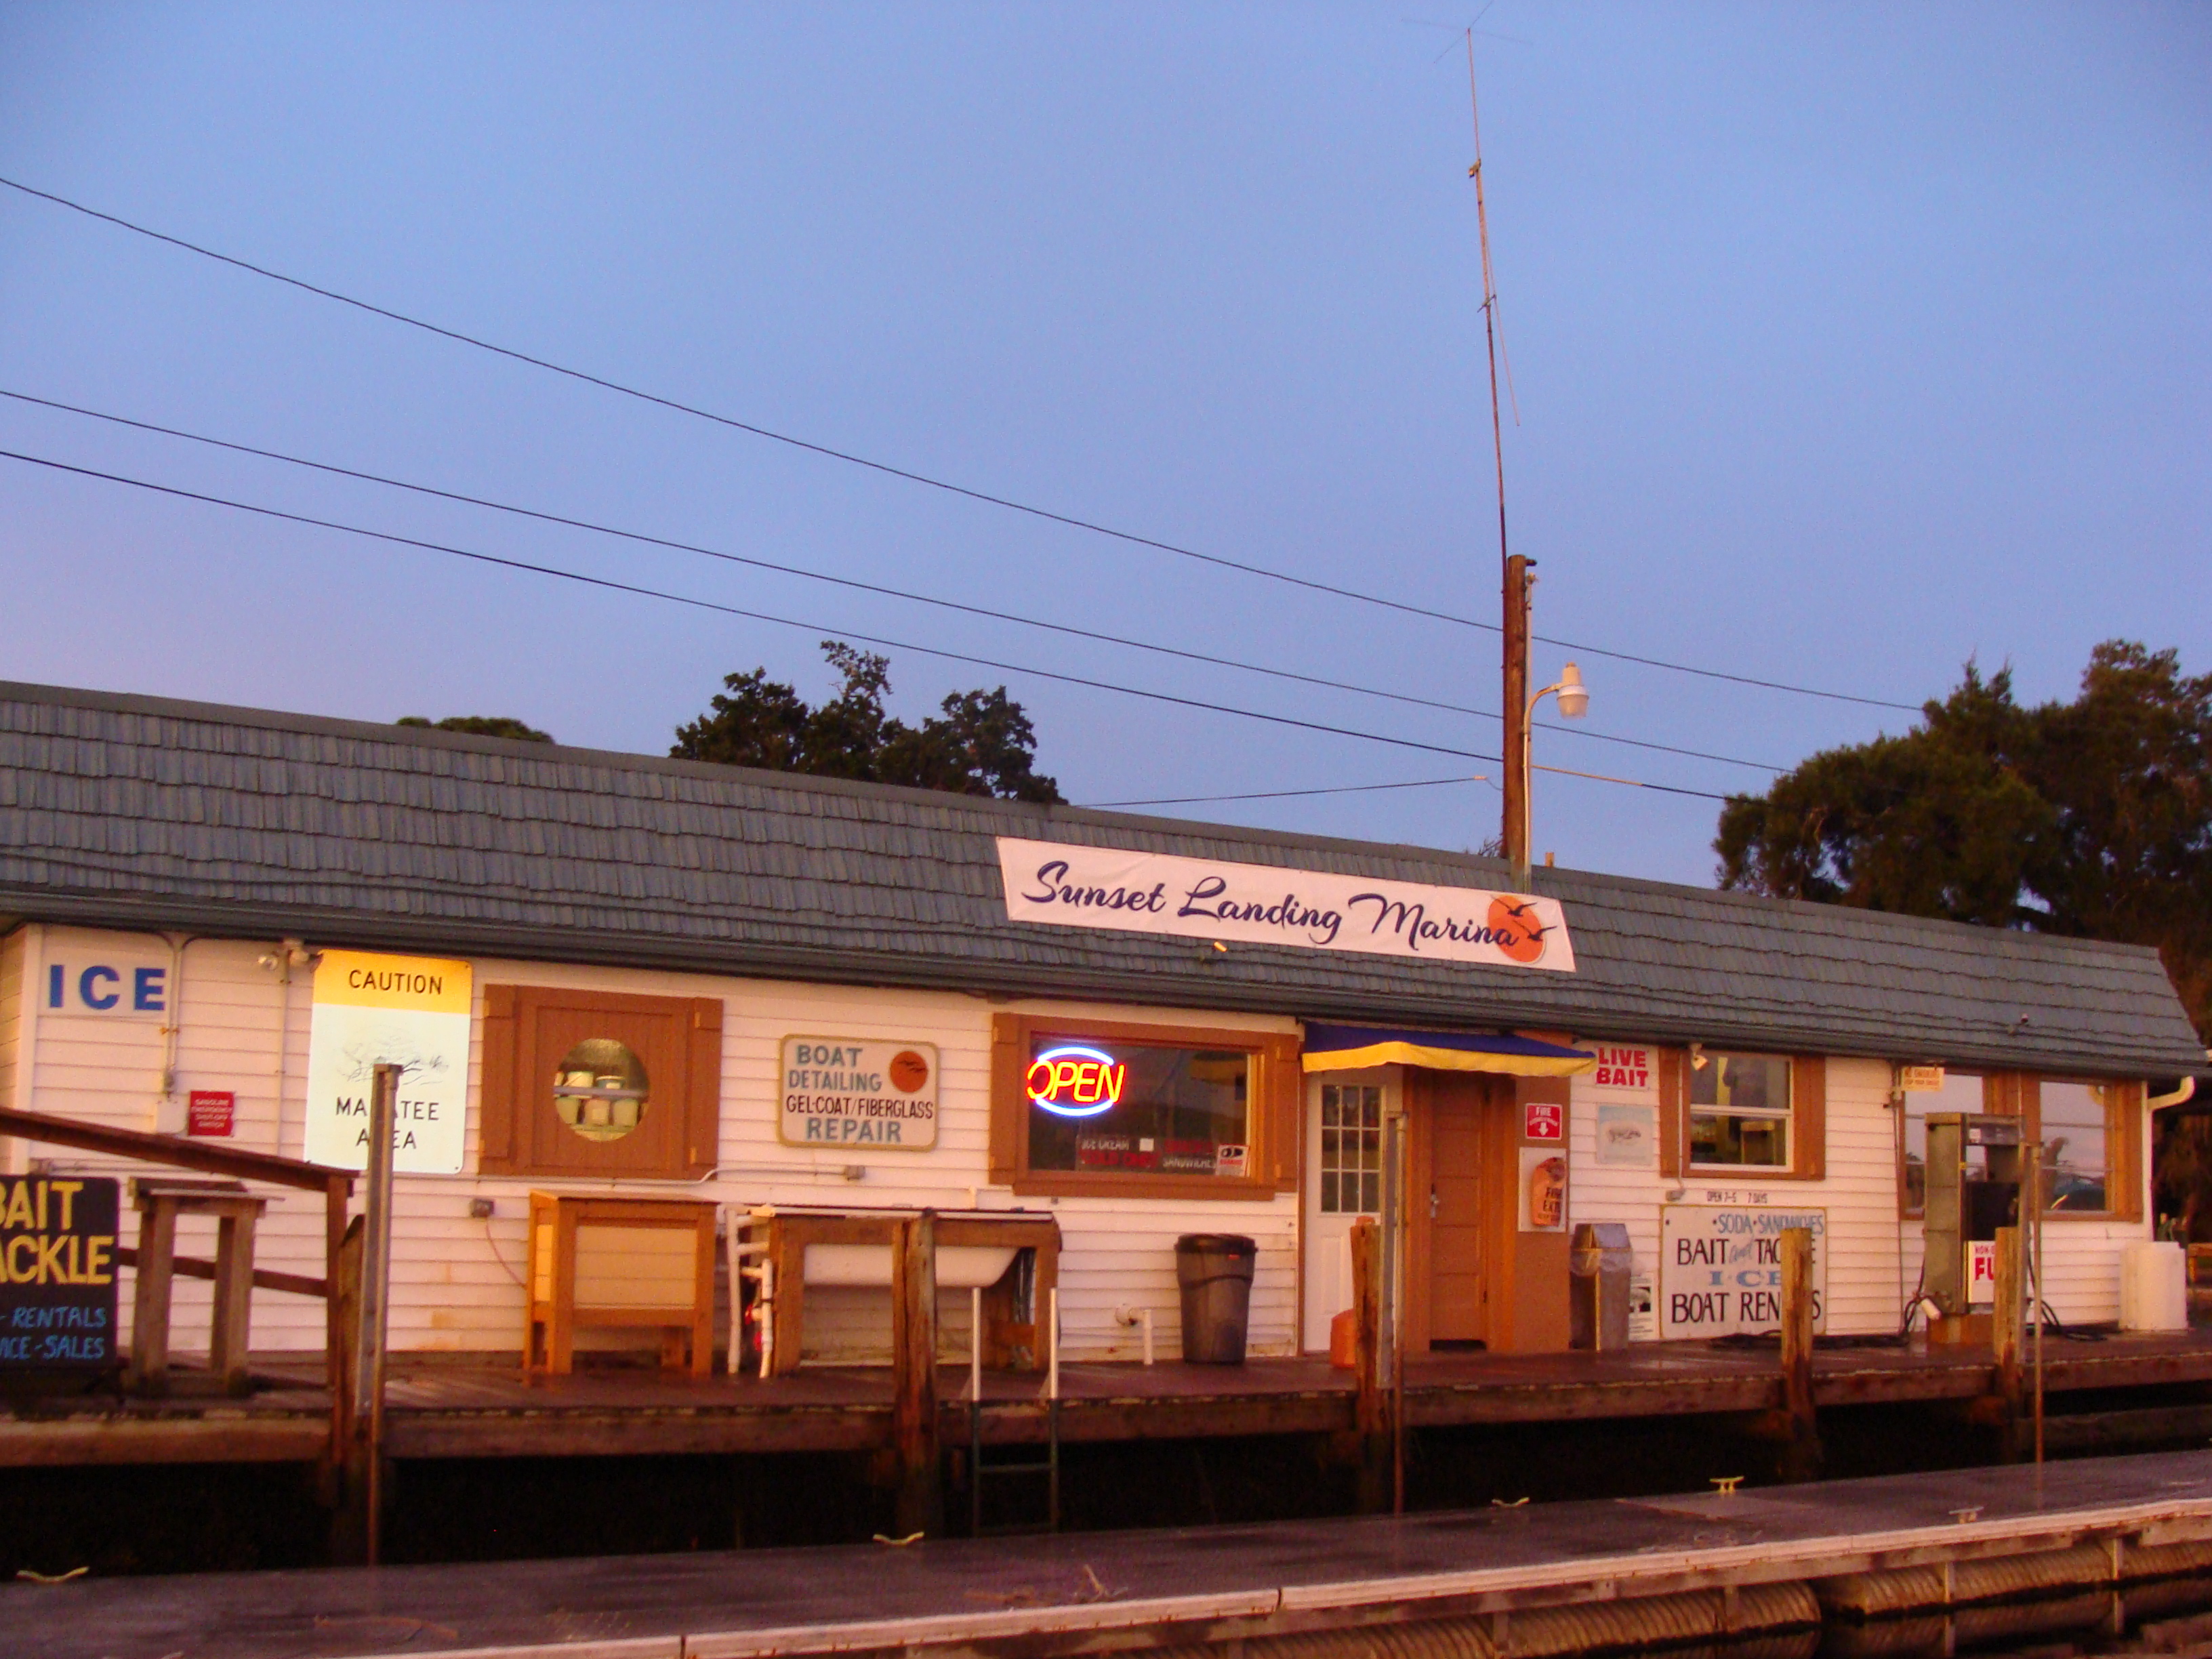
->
xmin=734 ymin=1207 xmax=1059 ymax=1377
xmin=526 ymin=1193 xmax=717 ymax=1378
xmin=129 ymin=1179 xmax=270 ymax=1397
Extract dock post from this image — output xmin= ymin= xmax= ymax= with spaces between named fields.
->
xmin=1349 ymin=1216 xmax=1389 ymax=1513
xmin=1993 ymin=1225 xmax=2024 ymax=1462
xmin=1778 ymin=1226 xmax=1821 ymax=1482
xmin=333 ymin=1063 xmax=397 ymax=1565
xmin=892 ymin=1210 xmax=942 ymax=1538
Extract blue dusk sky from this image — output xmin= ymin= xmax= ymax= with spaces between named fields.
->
xmin=1 ymin=4 xmax=2205 ymax=885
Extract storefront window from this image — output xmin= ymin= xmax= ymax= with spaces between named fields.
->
xmin=1025 ymin=1041 xmax=1250 ymax=1178
xmin=1319 ymin=1084 xmax=1381 ymax=1214
xmin=2040 ymin=1080 xmax=2110 ymax=1212
xmin=1689 ymin=1051 xmax=1793 ymax=1168
xmin=1901 ymin=1071 xmax=1984 ymax=1216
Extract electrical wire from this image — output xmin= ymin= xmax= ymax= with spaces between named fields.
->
xmin=0 ymin=387 xmax=1788 ymax=777
xmin=1 ymin=444 xmax=1733 ymax=800
xmin=0 ymin=174 xmax=1921 ymax=714
xmin=1088 ymin=775 xmax=1491 ymax=808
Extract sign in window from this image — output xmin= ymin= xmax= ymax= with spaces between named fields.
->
xmin=1027 ymin=1042 xmax=1250 ymax=1177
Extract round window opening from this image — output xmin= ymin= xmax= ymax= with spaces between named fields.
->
xmin=552 ymin=1039 xmax=649 ymax=1143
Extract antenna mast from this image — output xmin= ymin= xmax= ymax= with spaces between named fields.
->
xmin=1467 ymin=33 xmax=1534 ymax=881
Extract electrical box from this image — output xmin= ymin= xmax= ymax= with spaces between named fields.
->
xmin=1924 ymin=1113 xmax=2024 ymax=1315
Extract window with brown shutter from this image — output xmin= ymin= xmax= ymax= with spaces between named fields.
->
xmin=1992 ymin=1071 xmax=2144 ymax=1222
xmin=1658 ymin=1045 xmax=1826 ymax=1182
xmin=479 ymin=985 xmax=722 ymax=1179
xmin=987 ymin=1012 xmax=1298 ymax=1200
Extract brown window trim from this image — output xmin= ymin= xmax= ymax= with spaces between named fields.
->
xmin=989 ymin=1012 xmax=1298 ymax=1201
xmin=1991 ymin=1071 xmax=2144 ymax=1224
xmin=480 ymin=983 xmax=722 ymax=1181
xmin=1658 ymin=1048 xmax=1825 ymax=1183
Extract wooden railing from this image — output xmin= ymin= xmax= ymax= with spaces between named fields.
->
xmin=0 ymin=1105 xmax=353 ymax=1455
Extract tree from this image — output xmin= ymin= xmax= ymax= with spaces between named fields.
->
xmin=398 ymin=715 xmax=554 ymax=743
xmin=1716 ymin=641 xmax=2212 ymax=1229
xmin=671 ymin=640 xmax=1063 ymax=803
xmin=1716 ymin=641 xmax=2212 ymax=1038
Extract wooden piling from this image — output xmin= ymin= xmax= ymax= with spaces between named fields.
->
xmin=892 ymin=1210 xmax=942 ymax=1538
xmin=1350 ymin=1216 xmax=1389 ymax=1513
xmin=1994 ymin=1225 xmax=2024 ymax=1462
xmin=1778 ymin=1226 xmax=1822 ymax=1482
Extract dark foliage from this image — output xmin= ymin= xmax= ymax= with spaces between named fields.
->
xmin=398 ymin=715 xmax=554 ymax=743
xmin=670 ymin=640 xmax=1062 ymax=804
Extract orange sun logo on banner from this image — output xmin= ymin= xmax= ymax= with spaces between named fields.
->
xmin=1486 ymin=896 xmax=1547 ymax=963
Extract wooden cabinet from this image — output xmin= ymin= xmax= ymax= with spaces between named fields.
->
xmin=525 ymin=1193 xmax=716 ymax=1377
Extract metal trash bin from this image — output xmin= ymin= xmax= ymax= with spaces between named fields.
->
xmin=1570 ymin=1222 xmax=1633 ymax=1351
xmin=1175 ymin=1233 xmax=1256 ymax=1364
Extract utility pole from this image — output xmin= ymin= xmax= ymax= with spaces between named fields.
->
xmin=1500 ymin=553 xmax=1532 ymax=882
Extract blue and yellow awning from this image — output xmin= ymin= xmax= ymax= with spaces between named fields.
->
xmin=1300 ymin=1023 xmax=1595 ymax=1078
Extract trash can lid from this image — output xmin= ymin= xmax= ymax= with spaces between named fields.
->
xmin=1176 ymin=1233 xmax=1256 ymax=1255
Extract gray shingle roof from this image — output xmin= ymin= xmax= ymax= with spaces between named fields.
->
xmin=0 ymin=681 xmax=2200 ymax=1077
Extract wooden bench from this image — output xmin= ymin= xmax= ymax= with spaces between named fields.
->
xmin=731 ymin=1206 xmax=1059 ymax=1377
xmin=129 ymin=1179 xmax=271 ymax=1397
xmin=525 ymin=1193 xmax=716 ymax=1378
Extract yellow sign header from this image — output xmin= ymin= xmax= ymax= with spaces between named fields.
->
xmin=312 ymin=949 xmax=473 ymax=1015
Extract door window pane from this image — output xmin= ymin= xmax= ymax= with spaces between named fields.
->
xmin=1319 ymin=1084 xmax=1382 ymax=1214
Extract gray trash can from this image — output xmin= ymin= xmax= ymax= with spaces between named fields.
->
xmin=1175 ymin=1233 xmax=1256 ymax=1364
xmin=1570 ymin=1222 xmax=1633 ymax=1351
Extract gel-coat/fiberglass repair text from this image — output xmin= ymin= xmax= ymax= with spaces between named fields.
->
xmin=995 ymin=838 xmax=1575 ymax=971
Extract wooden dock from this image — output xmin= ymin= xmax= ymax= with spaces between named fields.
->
xmin=16 ymin=1447 xmax=2212 ymax=1659
xmin=6 ymin=1329 xmax=2212 ymax=1468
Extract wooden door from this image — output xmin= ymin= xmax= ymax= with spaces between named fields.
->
xmin=1413 ymin=1071 xmax=1490 ymax=1348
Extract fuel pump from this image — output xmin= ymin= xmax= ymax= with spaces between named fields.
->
xmin=1923 ymin=1113 xmax=2024 ymax=1316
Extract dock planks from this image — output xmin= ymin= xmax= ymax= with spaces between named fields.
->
xmin=14 ymin=1448 xmax=2212 ymax=1659
xmin=4 ymin=1330 xmax=2211 ymax=1466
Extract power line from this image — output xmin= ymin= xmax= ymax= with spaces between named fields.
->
xmin=0 ymin=445 xmax=1742 ymax=803
xmin=1089 ymin=775 xmax=1491 ymax=808
xmin=0 ymin=173 xmax=1920 ymax=714
xmin=0 ymin=386 xmax=1787 ymax=775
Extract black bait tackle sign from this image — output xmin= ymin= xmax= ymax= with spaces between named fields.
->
xmin=0 ymin=1174 xmax=120 ymax=1369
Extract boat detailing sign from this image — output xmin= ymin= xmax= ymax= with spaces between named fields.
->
xmin=995 ymin=838 xmax=1575 ymax=971
xmin=779 ymin=1038 xmax=939 ymax=1149
xmin=0 ymin=1175 xmax=119 ymax=1368
xmin=304 ymin=950 xmax=471 ymax=1175
xmin=1659 ymin=1205 xmax=1826 ymax=1340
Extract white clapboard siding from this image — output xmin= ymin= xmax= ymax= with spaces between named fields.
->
xmin=7 ymin=924 xmax=1303 ymax=1358
xmin=0 ymin=929 xmax=24 ymax=1124
xmin=1570 ymin=1057 xmax=1906 ymax=1338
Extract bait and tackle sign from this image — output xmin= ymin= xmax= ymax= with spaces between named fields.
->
xmin=1659 ymin=1204 xmax=1826 ymax=1340
xmin=0 ymin=1174 xmax=119 ymax=1369
xmin=996 ymin=838 xmax=1575 ymax=970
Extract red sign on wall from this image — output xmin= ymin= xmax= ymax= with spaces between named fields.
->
xmin=1523 ymin=1101 xmax=1563 ymax=1142
xmin=186 ymin=1090 xmax=236 ymax=1138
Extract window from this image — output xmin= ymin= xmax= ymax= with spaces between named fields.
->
xmin=1689 ymin=1052 xmax=1793 ymax=1168
xmin=1319 ymin=1084 xmax=1382 ymax=1214
xmin=2039 ymin=1080 xmax=2112 ymax=1213
xmin=1900 ymin=1071 xmax=1985 ymax=1216
xmin=481 ymin=985 xmax=722 ymax=1179
xmin=989 ymin=1014 xmax=1298 ymax=1198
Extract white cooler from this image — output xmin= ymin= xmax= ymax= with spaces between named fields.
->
xmin=2121 ymin=1240 xmax=2188 ymax=1332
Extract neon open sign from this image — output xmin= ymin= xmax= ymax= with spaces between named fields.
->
xmin=1027 ymin=1046 xmax=1127 ymax=1118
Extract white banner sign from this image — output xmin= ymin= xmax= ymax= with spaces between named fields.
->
xmin=996 ymin=838 xmax=1574 ymax=971
xmin=1659 ymin=1205 xmax=1826 ymax=1339
xmin=304 ymin=950 xmax=472 ymax=1175
xmin=778 ymin=1036 xmax=940 ymax=1150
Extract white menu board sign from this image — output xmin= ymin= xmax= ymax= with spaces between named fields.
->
xmin=1659 ymin=1205 xmax=1826 ymax=1339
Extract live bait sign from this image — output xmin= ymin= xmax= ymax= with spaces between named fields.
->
xmin=996 ymin=839 xmax=1575 ymax=971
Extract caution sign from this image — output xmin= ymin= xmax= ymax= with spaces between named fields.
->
xmin=778 ymin=1036 xmax=939 ymax=1149
xmin=1659 ymin=1205 xmax=1826 ymax=1340
xmin=304 ymin=950 xmax=472 ymax=1174
xmin=0 ymin=1175 xmax=119 ymax=1368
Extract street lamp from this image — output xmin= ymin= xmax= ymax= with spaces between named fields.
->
xmin=1514 ymin=661 xmax=1586 ymax=886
